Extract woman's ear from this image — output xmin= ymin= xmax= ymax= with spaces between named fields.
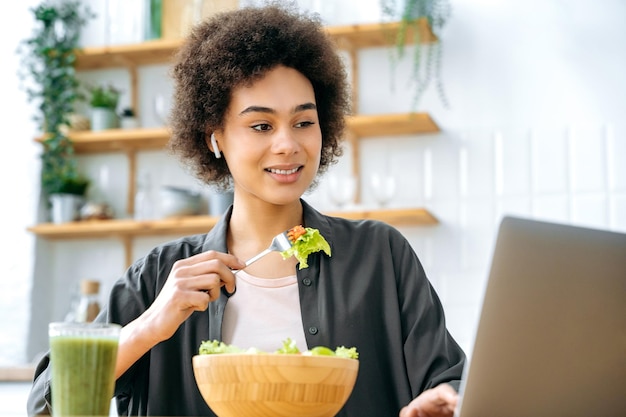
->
xmin=207 ymin=132 xmax=222 ymax=159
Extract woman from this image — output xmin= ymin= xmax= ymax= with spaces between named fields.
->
xmin=28 ymin=4 xmax=464 ymax=416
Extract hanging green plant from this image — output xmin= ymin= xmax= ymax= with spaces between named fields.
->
xmin=380 ymin=0 xmax=452 ymax=108
xmin=17 ymin=0 xmax=94 ymax=197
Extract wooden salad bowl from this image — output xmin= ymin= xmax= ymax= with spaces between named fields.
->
xmin=192 ymin=353 xmax=359 ymax=417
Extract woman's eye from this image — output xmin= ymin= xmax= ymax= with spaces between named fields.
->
xmin=252 ymin=123 xmax=272 ymax=132
xmin=295 ymin=121 xmax=315 ymax=128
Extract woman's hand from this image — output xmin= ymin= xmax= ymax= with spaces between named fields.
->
xmin=143 ymin=250 xmax=244 ymax=342
xmin=399 ymin=384 xmax=459 ymax=417
xmin=115 ymin=250 xmax=244 ymax=378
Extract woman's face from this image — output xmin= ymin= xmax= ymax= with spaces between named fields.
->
xmin=216 ymin=65 xmax=322 ymax=207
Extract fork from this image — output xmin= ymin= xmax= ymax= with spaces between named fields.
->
xmin=233 ymin=227 xmax=297 ymax=275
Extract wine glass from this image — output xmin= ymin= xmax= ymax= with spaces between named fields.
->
xmin=370 ymin=173 xmax=396 ymax=207
xmin=327 ymin=174 xmax=357 ymax=210
xmin=153 ymin=93 xmax=171 ymax=126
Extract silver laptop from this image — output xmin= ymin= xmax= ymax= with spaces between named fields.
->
xmin=456 ymin=216 xmax=626 ymax=417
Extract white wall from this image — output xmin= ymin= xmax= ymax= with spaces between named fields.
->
xmin=2 ymin=0 xmax=625 ymax=368
xmin=0 ymin=0 xmax=41 ymax=367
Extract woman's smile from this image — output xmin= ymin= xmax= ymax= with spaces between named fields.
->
xmin=265 ymin=165 xmax=304 ymax=183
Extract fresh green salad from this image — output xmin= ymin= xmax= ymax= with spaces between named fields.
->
xmin=198 ymin=338 xmax=358 ymax=360
xmin=281 ymin=226 xmax=331 ymax=269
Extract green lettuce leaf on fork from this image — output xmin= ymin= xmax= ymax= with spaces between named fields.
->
xmin=280 ymin=227 xmax=331 ymax=269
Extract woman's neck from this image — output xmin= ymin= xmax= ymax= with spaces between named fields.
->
xmin=227 ymin=198 xmax=304 ymax=257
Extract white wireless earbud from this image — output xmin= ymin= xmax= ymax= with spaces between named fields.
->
xmin=210 ymin=133 xmax=222 ymax=159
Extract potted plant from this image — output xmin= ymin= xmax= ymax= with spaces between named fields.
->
xmin=88 ymin=83 xmax=121 ymax=131
xmin=380 ymin=0 xmax=452 ymax=108
xmin=18 ymin=0 xmax=93 ymax=222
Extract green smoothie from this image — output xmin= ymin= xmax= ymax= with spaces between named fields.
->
xmin=49 ymin=325 xmax=120 ymax=416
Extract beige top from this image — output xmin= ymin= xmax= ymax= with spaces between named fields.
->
xmin=222 ymin=270 xmax=307 ymax=352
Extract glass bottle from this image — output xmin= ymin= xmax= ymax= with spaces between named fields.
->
xmin=75 ymin=279 xmax=101 ymax=323
xmin=134 ymin=171 xmax=154 ymax=220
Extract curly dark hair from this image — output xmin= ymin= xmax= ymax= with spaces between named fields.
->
xmin=167 ymin=3 xmax=351 ymax=189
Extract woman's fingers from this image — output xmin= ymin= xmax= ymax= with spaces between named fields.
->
xmin=171 ymin=250 xmax=244 ymax=299
xmin=399 ymin=384 xmax=458 ymax=417
xmin=176 ymin=250 xmax=245 ymax=271
xmin=182 ymin=272 xmax=228 ymax=302
xmin=173 ymin=253 xmax=240 ymax=294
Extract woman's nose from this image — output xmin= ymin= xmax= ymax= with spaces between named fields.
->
xmin=271 ymin=129 xmax=301 ymax=154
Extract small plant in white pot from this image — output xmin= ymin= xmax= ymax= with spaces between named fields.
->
xmin=88 ymin=83 xmax=121 ymax=131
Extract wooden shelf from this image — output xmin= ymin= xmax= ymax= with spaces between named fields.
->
xmin=327 ymin=18 xmax=437 ymax=50
xmin=28 ymin=215 xmax=219 ymax=239
xmin=347 ymin=113 xmax=439 ymax=137
xmin=37 ymin=127 xmax=170 ymax=153
xmin=29 ymin=208 xmax=437 ymax=267
xmin=75 ymin=38 xmax=182 ymax=70
xmin=36 ymin=113 xmax=438 ymax=154
xmin=75 ymin=20 xmax=436 ymax=71
xmin=28 ymin=208 xmax=437 ymax=240
xmin=327 ymin=207 xmax=438 ymax=226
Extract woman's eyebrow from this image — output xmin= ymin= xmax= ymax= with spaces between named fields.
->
xmin=295 ymin=102 xmax=317 ymax=112
xmin=239 ymin=102 xmax=317 ymax=116
xmin=239 ymin=105 xmax=274 ymax=116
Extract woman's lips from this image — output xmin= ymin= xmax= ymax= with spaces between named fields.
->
xmin=266 ymin=167 xmax=300 ymax=175
xmin=265 ymin=166 xmax=303 ymax=183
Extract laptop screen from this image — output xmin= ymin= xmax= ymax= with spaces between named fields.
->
xmin=456 ymin=216 xmax=626 ymax=417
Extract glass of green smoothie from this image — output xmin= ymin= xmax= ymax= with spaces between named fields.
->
xmin=49 ymin=322 xmax=121 ymax=416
